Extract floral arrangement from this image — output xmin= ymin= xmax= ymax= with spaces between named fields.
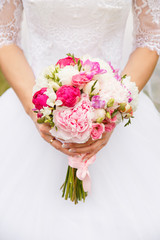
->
xmin=32 ymin=53 xmax=139 ymax=204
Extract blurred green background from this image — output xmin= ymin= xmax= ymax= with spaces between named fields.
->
xmin=0 ymin=71 xmax=10 ymax=96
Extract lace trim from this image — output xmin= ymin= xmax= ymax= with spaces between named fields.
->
xmin=133 ymin=0 xmax=160 ymax=55
xmin=0 ymin=0 xmax=23 ymax=48
xmin=147 ymin=0 xmax=160 ymax=24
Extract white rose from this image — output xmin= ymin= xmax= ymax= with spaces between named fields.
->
xmin=57 ymin=65 xmax=79 ymax=85
xmin=83 ymin=80 xmax=100 ymax=95
xmin=92 ymin=109 xmax=106 ymax=122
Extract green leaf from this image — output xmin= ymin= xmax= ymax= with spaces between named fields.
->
xmin=37 ymin=117 xmax=45 ymax=124
xmin=78 ymin=59 xmax=82 ymax=71
xmin=66 ymin=53 xmax=76 ymax=64
xmin=90 ymin=80 xmax=98 ymax=93
xmin=124 ymin=118 xmax=131 ymax=127
xmin=111 ymin=109 xmax=118 ymax=118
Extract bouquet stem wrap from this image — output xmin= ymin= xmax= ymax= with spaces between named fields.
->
xmin=61 ymin=155 xmax=96 ymax=204
xmin=69 ymin=155 xmax=96 ymax=192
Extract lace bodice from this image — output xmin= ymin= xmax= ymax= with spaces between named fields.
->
xmin=0 ymin=0 xmax=160 ymax=77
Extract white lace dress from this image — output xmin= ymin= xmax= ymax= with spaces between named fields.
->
xmin=0 ymin=1 xmax=160 ymax=239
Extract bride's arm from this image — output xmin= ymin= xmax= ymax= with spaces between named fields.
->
xmin=121 ymin=47 xmax=159 ymax=92
xmin=0 ymin=45 xmax=35 ymax=115
xmin=0 ymin=1 xmax=76 ymax=157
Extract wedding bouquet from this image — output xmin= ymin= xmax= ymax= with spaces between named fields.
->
xmin=32 ymin=53 xmax=139 ymax=204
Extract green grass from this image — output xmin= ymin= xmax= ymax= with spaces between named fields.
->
xmin=0 ymin=71 xmax=10 ymax=96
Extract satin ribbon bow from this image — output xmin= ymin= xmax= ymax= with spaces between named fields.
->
xmin=68 ymin=155 xmax=96 ymax=192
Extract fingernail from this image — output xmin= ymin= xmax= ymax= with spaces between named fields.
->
xmin=69 ymin=149 xmax=75 ymax=153
xmin=62 ymin=143 xmax=69 ymax=148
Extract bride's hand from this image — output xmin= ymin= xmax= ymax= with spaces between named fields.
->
xmin=62 ymin=131 xmax=113 ymax=161
xmin=30 ymin=112 xmax=78 ymax=157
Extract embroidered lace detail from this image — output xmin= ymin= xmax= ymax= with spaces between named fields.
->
xmin=0 ymin=0 xmax=23 ymax=48
xmin=132 ymin=0 xmax=160 ymax=55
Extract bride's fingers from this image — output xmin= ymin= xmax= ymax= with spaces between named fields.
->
xmin=38 ymin=123 xmax=53 ymax=137
xmin=62 ymin=138 xmax=96 ymax=149
xmin=51 ymin=139 xmax=79 ymax=157
xmin=69 ymin=139 xmax=104 ymax=154
xmin=43 ymin=135 xmax=79 ymax=157
xmin=82 ymin=144 xmax=104 ymax=161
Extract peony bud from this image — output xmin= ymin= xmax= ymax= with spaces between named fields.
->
xmin=106 ymin=112 xmax=111 ymax=119
xmin=107 ymin=98 xmax=115 ymax=108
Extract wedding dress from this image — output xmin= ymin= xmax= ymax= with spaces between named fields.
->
xmin=0 ymin=1 xmax=160 ymax=239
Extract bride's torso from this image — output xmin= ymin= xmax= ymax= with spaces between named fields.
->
xmin=22 ymin=0 xmax=132 ymax=76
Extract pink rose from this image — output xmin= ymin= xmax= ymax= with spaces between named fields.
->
xmin=56 ymin=56 xmax=80 ymax=68
xmin=91 ymin=123 xmax=104 ymax=140
xmin=104 ymin=122 xmax=116 ymax=132
xmin=72 ymin=73 xmax=90 ymax=88
xmin=32 ymin=88 xmax=48 ymax=110
xmin=56 ymin=85 xmax=81 ymax=107
xmin=50 ymin=96 xmax=92 ymax=143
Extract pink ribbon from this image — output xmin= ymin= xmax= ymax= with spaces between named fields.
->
xmin=68 ymin=155 xmax=96 ymax=192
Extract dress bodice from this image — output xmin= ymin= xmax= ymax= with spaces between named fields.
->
xmin=0 ymin=0 xmax=160 ymax=77
xmin=22 ymin=0 xmax=131 ymax=75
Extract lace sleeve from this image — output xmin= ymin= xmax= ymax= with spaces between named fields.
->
xmin=0 ymin=0 xmax=23 ymax=48
xmin=132 ymin=0 xmax=160 ymax=55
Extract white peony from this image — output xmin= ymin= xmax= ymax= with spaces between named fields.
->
xmin=83 ymin=80 xmax=100 ymax=95
xmin=99 ymin=77 xmax=129 ymax=104
xmin=57 ymin=65 xmax=79 ymax=85
xmin=93 ymin=72 xmax=115 ymax=90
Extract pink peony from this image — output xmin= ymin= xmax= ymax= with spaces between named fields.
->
xmin=56 ymin=56 xmax=80 ymax=68
xmin=32 ymin=88 xmax=48 ymax=110
xmin=104 ymin=122 xmax=116 ymax=132
xmin=50 ymin=96 xmax=92 ymax=143
xmin=91 ymin=123 xmax=104 ymax=140
xmin=72 ymin=73 xmax=91 ymax=88
xmin=56 ymin=85 xmax=81 ymax=107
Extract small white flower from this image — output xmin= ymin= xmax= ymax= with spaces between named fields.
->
xmin=55 ymin=100 xmax=63 ymax=106
xmin=40 ymin=107 xmax=51 ymax=117
xmin=92 ymin=109 xmax=106 ymax=121
xmin=83 ymin=80 xmax=100 ymax=95
xmin=49 ymin=81 xmax=60 ymax=91
xmin=46 ymin=87 xmax=57 ymax=107
xmin=42 ymin=65 xmax=55 ymax=78
xmin=57 ymin=65 xmax=79 ymax=85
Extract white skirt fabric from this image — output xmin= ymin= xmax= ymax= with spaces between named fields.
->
xmin=0 ymin=88 xmax=160 ymax=240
